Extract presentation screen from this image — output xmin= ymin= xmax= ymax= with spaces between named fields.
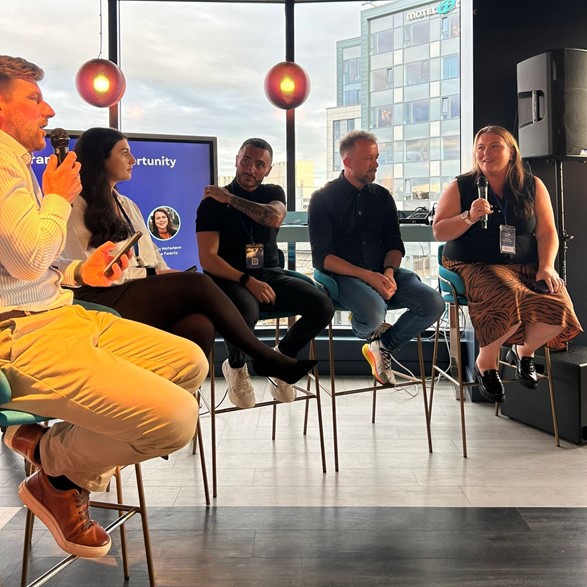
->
xmin=31 ymin=131 xmax=217 ymax=270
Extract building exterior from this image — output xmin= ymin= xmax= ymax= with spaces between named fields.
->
xmin=328 ymin=0 xmax=461 ymax=214
xmin=269 ymin=160 xmax=316 ymax=211
xmin=325 ymin=0 xmax=461 ymax=294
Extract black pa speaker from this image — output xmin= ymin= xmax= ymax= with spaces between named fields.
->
xmin=517 ymin=48 xmax=587 ymax=160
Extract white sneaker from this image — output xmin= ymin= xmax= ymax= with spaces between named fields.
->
xmin=269 ymin=378 xmax=296 ymax=403
xmin=222 ymin=359 xmax=256 ymax=408
xmin=268 ymin=345 xmax=296 ymax=403
xmin=361 ymin=340 xmax=396 ymax=386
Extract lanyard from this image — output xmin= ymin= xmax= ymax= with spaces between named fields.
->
xmin=489 ymin=192 xmax=509 ymax=225
xmin=238 ymin=214 xmax=256 ymax=244
xmin=113 ymin=192 xmax=142 ymax=260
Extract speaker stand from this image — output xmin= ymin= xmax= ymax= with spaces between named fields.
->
xmin=551 ymin=159 xmax=574 ymax=284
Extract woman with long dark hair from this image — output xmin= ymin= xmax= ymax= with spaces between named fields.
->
xmin=63 ymin=127 xmax=315 ymax=394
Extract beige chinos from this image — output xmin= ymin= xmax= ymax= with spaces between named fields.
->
xmin=0 ymin=304 xmax=207 ymax=492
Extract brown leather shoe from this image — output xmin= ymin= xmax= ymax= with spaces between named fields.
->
xmin=4 ymin=423 xmax=48 ymax=468
xmin=18 ymin=469 xmax=111 ymax=558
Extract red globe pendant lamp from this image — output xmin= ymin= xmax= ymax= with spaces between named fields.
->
xmin=75 ymin=58 xmax=126 ymax=108
xmin=264 ymin=61 xmax=310 ymax=110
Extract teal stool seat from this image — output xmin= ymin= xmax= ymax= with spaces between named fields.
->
xmin=0 ymin=371 xmax=48 ymax=426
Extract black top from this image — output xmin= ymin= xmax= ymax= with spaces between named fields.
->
xmin=443 ymin=173 xmax=538 ymax=265
xmin=308 ymin=171 xmax=405 ymax=272
xmin=195 ymin=179 xmax=285 ymax=272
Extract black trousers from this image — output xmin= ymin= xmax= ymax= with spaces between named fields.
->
xmin=211 ymin=267 xmax=335 ymax=367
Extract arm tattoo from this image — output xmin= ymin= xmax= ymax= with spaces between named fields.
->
xmin=228 ymin=194 xmax=284 ymax=227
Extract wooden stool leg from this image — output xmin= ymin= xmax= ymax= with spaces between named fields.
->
xmin=133 ymin=464 xmax=156 ymax=587
xmin=327 ymin=321 xmax=340 ymax=472
xmin=452 ymin=303 xmax=468 ymax=458
xmin=544 ymin=346 xmax=560 ymax=447
xmin=20 ymin=507 xmax=35 ymax=587
xmin=114 ymin=467 xmax=130 ymax=580
xmin=417 ymin=335 xmax=433 ymax=453
xmin=197 ymin=423 xmax=211 ymax=506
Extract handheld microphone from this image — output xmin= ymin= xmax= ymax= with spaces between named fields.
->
xmin=49 ymin=128 xmax=70 ymax=166
xmin=477 ymin=175 xmax=488 ymax=229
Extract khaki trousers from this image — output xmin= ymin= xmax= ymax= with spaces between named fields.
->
xmin=0 ymin=305 xmax=207 ymax=492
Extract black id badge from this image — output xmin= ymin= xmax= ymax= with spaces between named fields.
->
xmin=245 ymin=243 xmax=264 ymax=269
xmin=499 ymin=225 xmax=516 ymax=254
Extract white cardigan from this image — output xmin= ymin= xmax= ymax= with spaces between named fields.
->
xmin=64 ymin=191 xmax=170 ymax=285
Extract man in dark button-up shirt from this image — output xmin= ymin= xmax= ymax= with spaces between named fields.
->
xmin=308 ymin=130 xmax=444 ymax=385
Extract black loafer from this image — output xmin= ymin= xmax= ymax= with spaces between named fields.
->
xmin=506 ymin=346 xmax=538 ymax=389
xmin=475 ymin=365 xmax=505 ymax=403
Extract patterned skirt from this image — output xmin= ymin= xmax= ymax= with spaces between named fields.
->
xmin=442 ymin=258 xmax=582 ymax=350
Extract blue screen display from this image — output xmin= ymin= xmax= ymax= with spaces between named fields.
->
xmin=31 ymin=131 xmax=217 ymax=271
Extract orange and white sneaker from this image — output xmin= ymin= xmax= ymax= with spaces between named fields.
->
xmin=362 ymin=340 xmax=396 ymax=385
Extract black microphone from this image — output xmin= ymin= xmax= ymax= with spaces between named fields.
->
xmin=49 ymin=128 xmax=70 ymax=166
xmin=477 ymin=175 xmax=488 ymax=229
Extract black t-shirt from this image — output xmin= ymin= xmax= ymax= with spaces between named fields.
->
xmin=195 ymin=179 xmax=285 ymax=272
xmin=443 ymin=173 xmax=538 ymax=264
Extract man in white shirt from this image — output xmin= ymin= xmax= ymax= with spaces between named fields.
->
xmin=0 ymin=55 xmax=208 ymax=559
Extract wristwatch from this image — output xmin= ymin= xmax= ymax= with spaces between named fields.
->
xmin=239 ymin=273 xmax=250 ymax=286
xmin=73 ymin=262 xmax=84 ymax=286
xmin=461 ymin=210 xmax=475 ymax=226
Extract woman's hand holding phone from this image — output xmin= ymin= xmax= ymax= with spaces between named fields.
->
xmin=78 ymin=234 xmax=139 ymax=286
xmin=103 ymin=231 xmax=142 ymax=277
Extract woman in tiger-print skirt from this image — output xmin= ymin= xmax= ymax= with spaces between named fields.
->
xmin=433 ymin=126 xmax=581 ymax=403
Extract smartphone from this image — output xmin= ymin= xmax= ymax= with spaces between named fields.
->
xmin=104 ymin=231 xmax=143 ymax=277
xmin=531 ymin=279 xmax=550 ymax=294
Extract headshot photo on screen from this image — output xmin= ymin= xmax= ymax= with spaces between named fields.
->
xmin=31 ymin=131 xmax=217 ymax=270
xmin=149 ymin=206 xmax=180 ymax=240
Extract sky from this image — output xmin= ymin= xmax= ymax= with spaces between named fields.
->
xmin=1 ymin=0 xmax=393 ymax=180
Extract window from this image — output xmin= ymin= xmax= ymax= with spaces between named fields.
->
xmin=404 ymin=21 xmax=429 ymax=47
xmin=379 ymin=141 xmax=393 ymax=164
xmin=405 ymin=61 xmax=430 ymax=85
xmin=333 ymin=118 xmax=358 ymax=171
xmin=404 ymin=100 xmax=430 ymax=124
xmin=442 ymin=136 xmax=460 ymax=160
xmin=442 ymin=55 xmax=460 ymax=79
xmin=370 ymin=29 xmax=393 ymax=55
xmin=343 ymin=57 xmax=360 ymax=84
xmin=441 ymin=13 xmax=460 ymax=39
xmin=333 ymin=120 xmax=342 ymax=142
xmin=441 ymin=95 xmax=460 ymax=119
xmin=406 ymin=139 xmax=429 ymax=162
xmin=370 ymin=105 xmax=393 ymax=129
xmin=371 ymin=67 xmax=393 ymax=92
xmin=343 ymin=89 xmax=360 ymax=105
xmin=412 ymin=178 xmax=430 ymax=200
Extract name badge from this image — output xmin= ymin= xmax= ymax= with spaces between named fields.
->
xmin=499 ymin=225 xmax=516 ymax=254
xmin=245 ymin=243 xmax=264 ymax=269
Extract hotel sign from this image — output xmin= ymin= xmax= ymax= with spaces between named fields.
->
xmin=407 ymin=0 xmax=460 ymax=21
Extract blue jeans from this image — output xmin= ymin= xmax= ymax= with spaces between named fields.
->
xmin=335 ymin=268 xmax=445 ymax=351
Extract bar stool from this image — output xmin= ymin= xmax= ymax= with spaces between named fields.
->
xmin=205 ymin=266 xmax=327 ymax=498
xmin=313 ymin=269 xmax=432 ymax=472
xmin=0 ymin=376 xmax=157 ymax=587
xmin=429 ymin=244 xmax=559 ymax=457
xmin=0 ymin=301 xmax=210 ymax=586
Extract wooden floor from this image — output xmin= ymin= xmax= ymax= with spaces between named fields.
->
xmin=1 ymin=376 xmax=587 ymax=586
